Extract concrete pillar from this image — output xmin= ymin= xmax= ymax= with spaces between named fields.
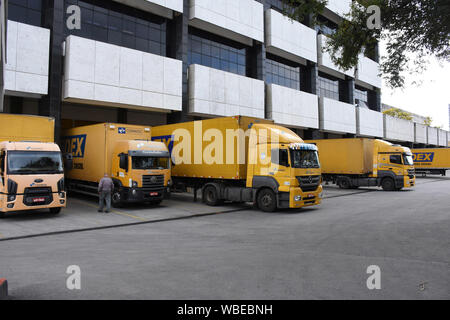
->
xmin=340 ymin=77 xmax=355 ymax=104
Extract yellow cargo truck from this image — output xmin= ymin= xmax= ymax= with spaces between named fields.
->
xmin=412 ymin=148 xmax=450 ymax=176
xmin=0 ymin=114 xmax=66 ymax=217
xmin=152 ymin=116 xmax=323 ymax=212
xmin=62 ymin=123 xmax=171 ymax=207
xmin=305 ymin=138 xmax=416 ymax=191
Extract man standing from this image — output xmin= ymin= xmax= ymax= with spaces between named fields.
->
xmin=98 ymin=174 xmax=114 ymax=213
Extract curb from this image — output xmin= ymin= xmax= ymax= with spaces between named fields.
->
xmin=0 ymin=278 xmax=8 ymax=299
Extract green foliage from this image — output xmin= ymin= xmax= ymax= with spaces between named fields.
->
xmin=281 ymin=0 xmax=450 ymax=88
xmin=382 ymin=108 xmax=413 ymax=121
xmin=281 ymin=0 xmax=327 ymax=27
xmin=423 ymin=117 xmax=433 ymax=127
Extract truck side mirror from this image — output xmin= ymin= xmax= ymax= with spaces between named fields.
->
xmin=64 ymin=153 xmax=73 ymax=171
xmin=119 ymin=154 xmax=129 ymax=172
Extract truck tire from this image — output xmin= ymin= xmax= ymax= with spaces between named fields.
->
xmin=257 ymin=188 xmax=277 ymax=213
xmin=0 ymin=212 xmax=5 ymax=219
xmin=203 ymin=185 xmax=221 ymax=206
xmin=381 ymin=178 xmax=396 ymax=191
xmin=338 ymin=177 xmax=351 ymax=189
xmin=49 ymin=207 xmax=61 ymax=214
xmin=112 ymin=191 xmax=123 ymax=208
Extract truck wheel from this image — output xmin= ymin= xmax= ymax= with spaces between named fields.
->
xmin=112 ymin=191 xmax=123 ymax=208
xmin=0 ymin=212 xmax=5 ymax=219
xmin=381 ymin=178 xmax=395 ymax=191
xmin=257 ymin=189 xmax=277 ymax=213
xmin=338 ymin=177 xmax=351 ymax=189
xmin=203 ymin=185 xmax=221 ymax=206
xmin=49 ymin=208 xmax=61 ymax=214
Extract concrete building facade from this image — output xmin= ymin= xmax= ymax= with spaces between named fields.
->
xmin=1 ymin=0 xmax=448 ymax=147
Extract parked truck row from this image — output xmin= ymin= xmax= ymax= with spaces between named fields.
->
xmin=8 ymin=114 xmax=448 ymax=217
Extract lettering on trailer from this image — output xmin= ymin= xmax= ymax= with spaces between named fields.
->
xmin=152 ymin=135 xmax=175 ymax=154
xmin=413 ymin=152 xmax=435 ymax=163
xmin=62 ymin=135 xmax=87 ymax=158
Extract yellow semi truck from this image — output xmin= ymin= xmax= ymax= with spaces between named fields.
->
xmin=305 ymin=138 xmax=416 ymax=191
xmin=412 ymin=148 xmax=450 ymax=176
xmin=0 ymin=114 xmax=66 ymax=217
xmin=152 ymin=116 xmax=323 ymax=212
xmin=62 ymin=123 xmax=171 ymax=207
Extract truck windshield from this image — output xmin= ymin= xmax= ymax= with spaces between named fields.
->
xmin=7 ymin=151 xmax=64 ymax=174
xmin=403 ymin=154 xmax=414 ymax=166
xmin=132 ymin=157 xmax=169 ymax=170
xmin=290 ymin=150 xmax=320 ymax=169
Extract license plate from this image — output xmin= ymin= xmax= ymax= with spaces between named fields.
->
xmin=33 ymin=198 xmax=45 ymax=203
xmin=308 ymin=194 xmax=314 ymax=198
xmin=149 ymin=192 xmax=159 ymax=196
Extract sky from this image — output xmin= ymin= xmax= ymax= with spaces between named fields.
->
xmin=380 ymin=44 xmax=450 ymax=131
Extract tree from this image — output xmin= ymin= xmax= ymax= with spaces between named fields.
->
xmin=423 ymin=117 xmax=433 ymax=127
xmin=281 ymin=0 xmax=450 ymax=88
xmin=382 ymin=108 xmax=413 ymax=121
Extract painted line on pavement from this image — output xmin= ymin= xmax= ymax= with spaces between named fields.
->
xmin=70 ymin=198 xmax=146 ymax=221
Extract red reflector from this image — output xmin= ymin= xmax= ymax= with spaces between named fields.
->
xmin=150 ymin=192 xmax=158 ymax=196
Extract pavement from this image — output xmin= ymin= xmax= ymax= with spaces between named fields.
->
xmin=0 ymin=176 xmax=448 ymax=300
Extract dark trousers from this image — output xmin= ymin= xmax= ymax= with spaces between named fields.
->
xmin=99 ymin=191 xmax=111 ymax=212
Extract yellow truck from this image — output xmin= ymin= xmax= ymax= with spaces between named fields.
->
xmin=0 ymin=114 xmax=66 ymax=217
xmin=305 ymin=138 xmax=416 ymax=191
xmin=412 ymin=148 xmax=450 ymax=176
xmin=62 ymin=123 xmax=171 ymax=207
xmin=152 ymin=116 xmax=323 ymax=212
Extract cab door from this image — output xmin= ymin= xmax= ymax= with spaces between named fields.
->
xmin=378 ymin=153 xmax=403 ymax=176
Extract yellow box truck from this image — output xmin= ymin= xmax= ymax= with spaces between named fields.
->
xmin=412 ymin=148 xmax=450 ymax=176
xmin=152 ymin=116 xmax=323 ymax=212
xmin=305 ymin=138 xmax=416 ymax=191
xmin=0 ymin=114 xmax=66 ymax=217
xmin=62 ymin=123 xmax=171 ymax=207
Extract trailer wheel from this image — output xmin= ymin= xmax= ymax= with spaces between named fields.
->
xmin=381 ymin=178 xmax=395 ymax=191
xmin=257 ymin=189 xmax=277 ymax=213
xmin=49 ymin=208 xmax=61 ymax=214
xmin=338 ymin=177 xmax=351 ymax=189
xmin=203 ymin=185 xmax=221 ymax=206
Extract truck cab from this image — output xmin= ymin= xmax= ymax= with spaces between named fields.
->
xmin=375 ymin=141 xmax=416 ymax=190
xmin=247 ymin=124 xmax=323 ymax=210
xmin=0 ymin=142 xmax=66 ymax=215
xmin=111 ymin=140 xmax=171 ymax=206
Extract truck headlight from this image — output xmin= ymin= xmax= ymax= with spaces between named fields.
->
xmin=8 ymin=195 xmax=16 ymax=202
xmin=294 ymin=196 xmax=302 ymax=202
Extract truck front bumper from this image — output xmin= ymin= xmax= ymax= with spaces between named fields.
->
xmin=278 ymin=186 xmax=323 ymax=209
xmin=120 ymin=187 xmax=166 ymax=203
xmin=0 ymin=192 xmax=66 ymax=213
xmin=403 ymin=175 xmax=416 ymax=188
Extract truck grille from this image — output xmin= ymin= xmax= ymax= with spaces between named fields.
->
xmin=297 ymin=175 xmax=321 ymax=192
xmin=23 ymin=187 xmax=53 ymax=206
xmin=142 ymin=175 xmax=165 ymax=192
xmin=408 ymin=169 xmax=416 ymax=179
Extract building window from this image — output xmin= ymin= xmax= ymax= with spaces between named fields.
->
xmin=64 ymin=0 xmax=167 ymax=56
xmin=8 ymin=0 xmax=43 ymax=27
xmin=188 ymin=28 xmax=247 ymax=76
xmin=318 ymin=73 xmax=339 ymax=101
xmin=317 ymin=16 xmax=338 ymax=36
xmin=266 ymin=54 xmax=300 ymax=90
xmin=355 ymin=86 xmax=369 ymax=103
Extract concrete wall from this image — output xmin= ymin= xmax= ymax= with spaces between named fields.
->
xmin=325 ymin=0 xmax=352 ymax=17
xmin=5 ymin=21 xmax=50 ymax=97
xmin=383 ymin=115 xmax=414 ymax=142
xmin=414 ymin=123 xmax=428 ymax=144
xmin=356 ymin=55 xmax=382 ymax=89
xmin=188 ymin=64 xmax=264 ymax=118
xmin=266 ymin=84 xmax=319 ymax=129
xmin=189 ymin=0 xmax=264 ymax=45
xmin=438 ymin=129 xmax=447 ymax=147
xmin=356 ymin=107 xmax=383 ymax=137
xmin=265 ymin=9 xmax=317 ymax=64
xmin=63 ymin=35 xmax=182 ymax=112
xmin=112 ymin=0 xmax=183 ymax=19
xmin=317 ymin=34 xmax=354 ymax=78
xmin=319 ymin=97 xmax=356 ymax=134
xmin=427 ymin=127 xmax=438 ymax=146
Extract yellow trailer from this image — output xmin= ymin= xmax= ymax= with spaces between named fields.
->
xmin=305 ymin=139 xmax=416 ymax=191
xmin=152 ymin=116 xmax=323 ymax=212
xmin=412 ymin=148 xmax=450 ymax=176
xmin=0 ymin=114 xmax=66 ymax=216
xmin=62 ymin=123 xmax=171 ymax=207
